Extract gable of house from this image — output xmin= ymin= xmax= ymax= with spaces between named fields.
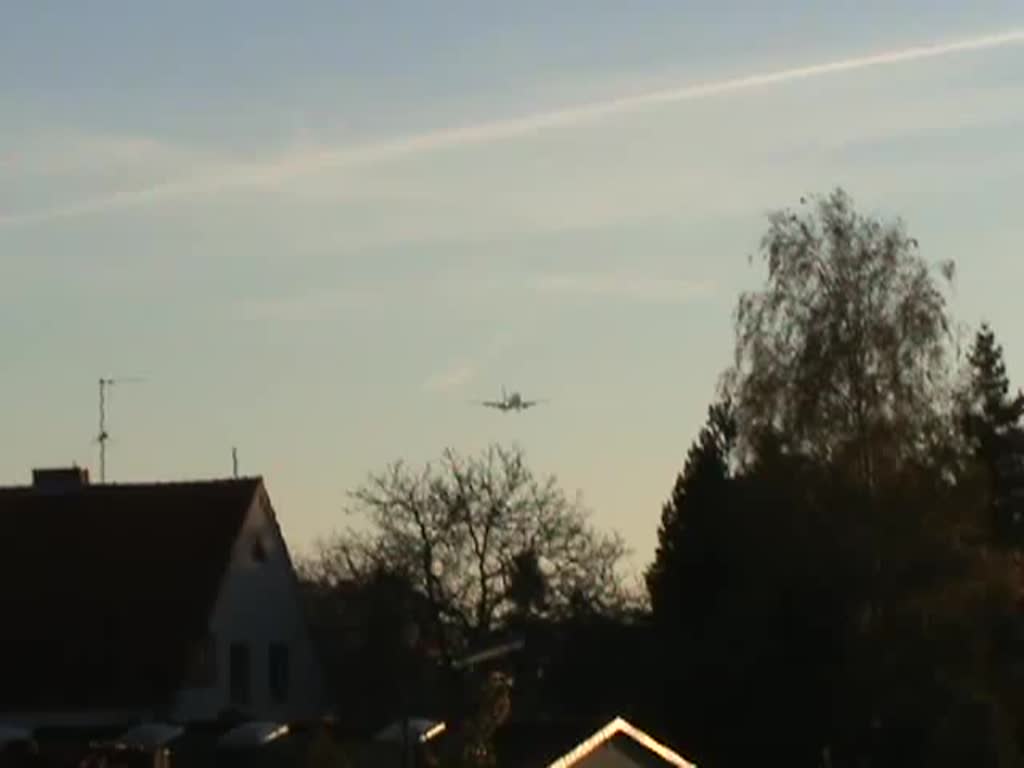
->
xmin=547 ymin=719 xmax=695 ymax=768
xmin=172 ymin=483 xmax=327 ymax=721
xmin=493 ymin=717 xmax=695 ymax=768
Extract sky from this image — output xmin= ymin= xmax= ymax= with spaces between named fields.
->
xmin=3 ymin=2 xmax=1024 ymax=577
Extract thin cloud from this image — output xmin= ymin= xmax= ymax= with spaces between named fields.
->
xmin=535 ymin=273 xmax=715 ymax=303
xmin=3 ymin=27 xmax=1024 ymax=230
xmin=236 ymin=286 xmax=391 ymax=322
xmin=0 ymin=132 xmax=193 ymax=176
xmin=422 ymin=317 xmax=547 ymax=396
xmin=424 ymin=361 xmax=480 ymax=394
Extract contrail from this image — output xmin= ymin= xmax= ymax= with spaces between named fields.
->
xmin=3 ymin=27 xmax=1024 ymax=230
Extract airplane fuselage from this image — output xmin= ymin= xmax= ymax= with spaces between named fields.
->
xmin=482 ymin=389 xmax=537 ymax=411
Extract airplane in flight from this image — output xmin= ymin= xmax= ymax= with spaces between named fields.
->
xmin=476 ymin=387 xmax=546 ymax=412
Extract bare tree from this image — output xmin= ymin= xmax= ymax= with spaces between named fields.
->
xmin=307 ymin=444 xmax=630 ymax=650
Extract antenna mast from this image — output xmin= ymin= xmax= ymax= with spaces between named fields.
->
xmin=97 ymin=376 xmax=144 ymax=483
xmin=232 ymin=447 xmax=239 ymax=478
xmin=98 ymin=378 xmax=111 ymax=483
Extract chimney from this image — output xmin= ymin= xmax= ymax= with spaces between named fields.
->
xmin=32 ymin=466 xmax=90 ymax=491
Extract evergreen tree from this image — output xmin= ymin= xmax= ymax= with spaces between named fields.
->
xmin=962 ymin=323 xmax=1024 ymax=546
xmin=645 ymin=399 xmax=735 ymax=626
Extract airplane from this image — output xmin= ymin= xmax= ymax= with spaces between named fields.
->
xmin=476 ymin=387 xmax=546 ymax=412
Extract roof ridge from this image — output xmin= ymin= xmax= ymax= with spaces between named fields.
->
xmin=545 ymin=716 xmax=695 ymax=768
xmin=0 ymin=475 xmax=263 ymax=493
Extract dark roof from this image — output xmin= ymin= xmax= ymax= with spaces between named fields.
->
xmin=0 ymin=476 xmax=261 ymax=713
xmin=468 ymin=617 xmax=658 ymax=726
xmin=493 ymin=717 xmax=612 ymax=767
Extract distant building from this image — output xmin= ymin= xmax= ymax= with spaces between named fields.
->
xmin=0 ymin=468 xmax=327 ymax=728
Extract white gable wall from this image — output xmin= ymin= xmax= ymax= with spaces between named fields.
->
xmin=173 ymin=484 xmax=327 ymax=722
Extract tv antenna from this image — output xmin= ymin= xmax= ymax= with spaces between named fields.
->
xmin=97 ymin=376 xmax=145 ymax=483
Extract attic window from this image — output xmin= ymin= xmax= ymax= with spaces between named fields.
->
xmin=251 ymin=537 xmax=268 ymax=563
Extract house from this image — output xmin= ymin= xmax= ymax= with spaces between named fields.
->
xmin=0 ymin=467 xmax=327 ymax=729
xmin=492 ymin=717 xmax=697 ymax=768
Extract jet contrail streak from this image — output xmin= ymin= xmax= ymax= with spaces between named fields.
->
xmin=3 ymin=27 xmax=1024 ymax=229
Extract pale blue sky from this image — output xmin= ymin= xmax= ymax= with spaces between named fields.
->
xmin=3 ymin=3 xmax=1024 ymax=576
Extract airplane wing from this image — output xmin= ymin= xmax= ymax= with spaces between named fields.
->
xmin=521 ymin=399 xmax=547 ymax=408
xmin=478 ymin=401 xmax=506 ymax=409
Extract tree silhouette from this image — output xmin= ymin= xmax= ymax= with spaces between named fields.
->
xmin=506 ymin=548 xmax=548 ymax=620
xmin=645 ymin=398 xmax=735 ymax=628
xmin=296 ymin=565 xmax=436 ymax=731
xmin=306 ymin=444 xmax=630 ymax=656
xmin=960 ymin=323 xmax=1024 ymax=546
xmin=648 ymin=191 xmax=1022 ymax=767
xmin=726 ymin=187 xmax=957 ymax=485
